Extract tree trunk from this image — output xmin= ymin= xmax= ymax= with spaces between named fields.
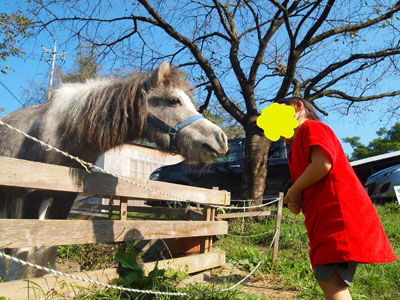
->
xmin=240 ymin=126 xmax=270 ymax=207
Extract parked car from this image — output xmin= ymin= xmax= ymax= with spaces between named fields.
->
xmin=364 ymin=163 xmax=400 ymax=203
xmin=148 ymin=138 xmax=291 ymax=207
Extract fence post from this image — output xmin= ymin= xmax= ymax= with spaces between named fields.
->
xmin=201 ymin=187 xmax=217 ymax=253
xmin=108 ymin=196 xmax=114 ymax=220
xmin=119 ymin=197 xmax=128 ymax=221
xmin=272 ymin=192 xmax=284 ymax=265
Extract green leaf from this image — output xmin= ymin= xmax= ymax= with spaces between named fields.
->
xmin=122 ymin=269 xmax=144 ymax=284
xmin=115 ymin=252 xmax=140 ymax=271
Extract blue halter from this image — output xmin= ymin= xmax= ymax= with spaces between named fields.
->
xmin=147 ymin=114 xmax=204 ymax=151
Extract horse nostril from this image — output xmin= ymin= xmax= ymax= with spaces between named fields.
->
xmin=219 ymin=132 xmax=228 ymax=153
xmin=220 ymin=132 xmax=227 ymax=144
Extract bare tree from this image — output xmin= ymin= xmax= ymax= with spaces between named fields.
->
xmin=27 ymin=0 xmax=400 ymax=202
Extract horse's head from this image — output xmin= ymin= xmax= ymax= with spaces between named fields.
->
xmin=143 ymin=62 xmax=228 ymax=163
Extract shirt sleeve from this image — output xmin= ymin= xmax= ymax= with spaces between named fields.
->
xmin=302 ymin=121 xmax=337 ymax=166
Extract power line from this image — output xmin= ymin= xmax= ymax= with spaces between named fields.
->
xmin=0 ymin=79 xmax=24 ymax=107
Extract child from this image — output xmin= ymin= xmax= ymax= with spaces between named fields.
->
xmin=278 ymin=97 xmax=397 ymax=300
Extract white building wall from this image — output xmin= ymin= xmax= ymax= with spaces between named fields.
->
xmin=101 ymin=144 xmax=184 ymax=207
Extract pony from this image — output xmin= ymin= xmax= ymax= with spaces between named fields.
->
xmin=0 ymin=61 xmax=228 ymax=280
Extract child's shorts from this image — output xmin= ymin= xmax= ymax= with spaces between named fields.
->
xmin=314 ymin=262 xmax=357 ymax=286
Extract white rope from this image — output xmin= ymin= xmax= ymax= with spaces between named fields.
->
xmin=0 ymin=119 xmax=283 ymax=211
xmin=0 ymin=119 xmax=281 ymax=295
xmin=211 ymin=197 xmax=280 ymax=211
xmin=0 ymin=229 xmax=278 ymax=296
xmin=0 ymin=120 xmax=204 ymax=206
xmin=231 ymin=197 xmax=279 ymax=202
xmin=227 ymin=229 xmax=274 ymax=238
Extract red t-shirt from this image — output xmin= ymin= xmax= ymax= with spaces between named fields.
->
xmin=288 ymin=120 xmax=397 ymax=267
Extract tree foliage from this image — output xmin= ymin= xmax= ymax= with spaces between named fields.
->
xmin=344 ymin=122 xmax=400 ymax=160
xmin=0 ymin=10 xmax=32 ymax=75
xmin=57 ymin=45 xmax=100 ymax=84
xmin=24 ymin=0 xmax=400 ymax=200
xmin=21 ymin=45 xmax=101 ymax=107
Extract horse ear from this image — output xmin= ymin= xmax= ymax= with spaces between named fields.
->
xmin=150 ymin=61 xmax=170 ymax=88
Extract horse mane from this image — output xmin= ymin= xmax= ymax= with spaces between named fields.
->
xmin=52 ymin=67 xmax=191 ymax=152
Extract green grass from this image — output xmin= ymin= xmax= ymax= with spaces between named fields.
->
xmin=218 ymin=202 xmax=400 ymax=300
xmin=44 ymin=202 xmax=400 ymax=299
xmin=57 ymin=243 xmax=119 ymax=271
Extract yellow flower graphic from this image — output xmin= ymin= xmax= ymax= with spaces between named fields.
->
xmin=256 ymin=103 xmax=299 ymax=141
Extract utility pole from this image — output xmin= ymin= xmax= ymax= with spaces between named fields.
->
xmin=42 ymin=40 xmax=66 ymax=101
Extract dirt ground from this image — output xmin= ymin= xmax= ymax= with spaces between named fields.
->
xmin=54 ymin=243 xmax=302 ymax=299
xmin=205 ymin=262 xmax=302 ymax=299
xmin=55 ymin=259 xmax=301 ymax=299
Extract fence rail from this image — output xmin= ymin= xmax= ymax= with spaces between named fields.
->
xmin=0 ymin=155 xmax=284 ymax=300
xmin=0 ymin=156 xmax=230 ymax=205
xmin=0 ymin=155 xmax=230 ymax=299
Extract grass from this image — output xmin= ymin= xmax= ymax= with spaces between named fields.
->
xmin=6 ymin=202 xmax=398 ymax=299
xmin=218 ymin=202 xmax=400 ymax=300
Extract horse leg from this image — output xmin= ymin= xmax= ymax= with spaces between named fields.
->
xmin=3 ymin=193 xmax=35 ymax=281
xmin=46 ymin=192 xmax=77 ymax=219
xmin=20 ymin=191 xmax=55 ymax=278
xmin=33 ymin=192 xmax=76 ymax=278
xmin=32 ymin=192 xmax=55 ymax=277
xmin=5 ymin=191 xmax=53 ymax=280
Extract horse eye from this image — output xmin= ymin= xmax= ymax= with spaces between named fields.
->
xmin=168 ymin=97 xmax=181 ymax=106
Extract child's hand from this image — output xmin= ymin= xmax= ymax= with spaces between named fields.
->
xmin=284 ymin=185 xmax=302 ymax=214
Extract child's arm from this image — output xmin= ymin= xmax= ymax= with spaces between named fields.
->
xmin=284 ymin=145 xmax=332 ymax=214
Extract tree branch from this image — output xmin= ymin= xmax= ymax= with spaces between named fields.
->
xmin=137 ymin=0 xmax=245 ymax=124
xmin=248 ymin=1 xmax=298 ymax=89
xmin=199 ymin=85 xmax=213 ymax=113
xmin=297 ymin=0 xmax=336 ymax=51
xmin=308 ymin=2 xmax=400 ymax=47
xmin=275 ymin=0 xmax=336 ymax=99
xmin=321 ymin=89 xmax=400 ymax=102
xmin=304 ymin=48 xmax=400 ymax=98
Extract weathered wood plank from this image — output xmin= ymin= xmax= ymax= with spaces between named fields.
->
xmin=72 ymin=202 xmax=204 ymax=220
xmin=0 ymin=156 xmax=230 ymax=205
xmin=68 ymin=211 xmax=108 ymax=220
xmin=71 ymin=203 xmax=204 ymax=217
xmin=216 ymin=210 xmax=277 ymax=219
xmin=119 ymin=197 xmax=128 ymax=221
xmin=0 ymin=268 xmax=119 ymax=300
xmin=272 ymin=192 xmax=284 ymax=264
xmin=0 ymin=251 xmax=225 ymax=300
xmin=140 ymin=250 xmax=226 ymax=276
xmin=0 ymin=219 xmax=228 ymax=248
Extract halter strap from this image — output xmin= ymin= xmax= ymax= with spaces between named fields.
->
xmin=174 ymin=115 xmax=204 ymax=132
xmin=147 ymin=114 xmax=204 ymax=151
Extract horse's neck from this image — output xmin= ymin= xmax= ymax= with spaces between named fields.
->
xmin=50 ymin=78 xmax=133 ymax=159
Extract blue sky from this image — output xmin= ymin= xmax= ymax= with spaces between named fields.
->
xmin=1 ymin=2 xmax=399 ymax=158
xmin=1 ymin=52 xmax=395 ymax=157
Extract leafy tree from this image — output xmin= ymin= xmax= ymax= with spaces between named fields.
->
xmin=0 ymin=10 xmax=32 ymax=75
xmin=344 ymin=122 xmax=400 ymax=160
xmin=21 ymin=45 xmax=101 ymax=107
xmin=57 ymin=45 xmax=100 ymax=84
xmin=26 ymin=1 xmax=400 ymax=202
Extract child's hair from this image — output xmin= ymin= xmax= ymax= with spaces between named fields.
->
xmin=276 ymin=97 xmax=320 ymax=121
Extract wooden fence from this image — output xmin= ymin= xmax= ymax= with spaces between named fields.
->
xmin=0 ymin=156 xmax=230 ymax=299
